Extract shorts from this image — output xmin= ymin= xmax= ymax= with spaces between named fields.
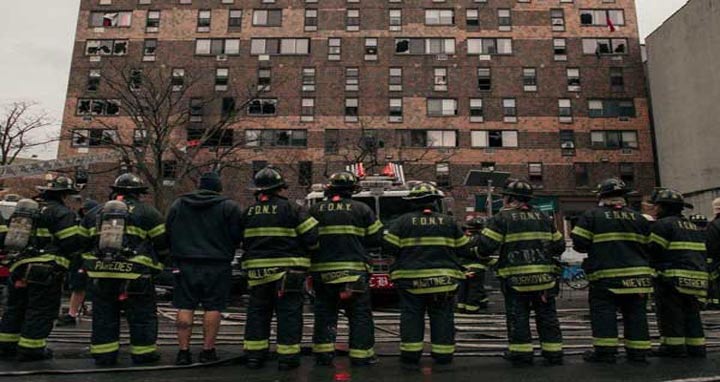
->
xmin=172 ymin=260 xmax=232 ymax=312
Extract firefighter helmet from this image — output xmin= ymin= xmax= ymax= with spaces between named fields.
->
xmin=596 ymin=178 xmax=633 ymax=198
xmin=651 ymin=188 xmax=694 ymax=209
xmin=403 ymin=183 xmax=443 ymax=201
xmin=111 ymin=173 xmax=148 ymax=193
xmin=689 ymin=214 xmax=708 ymax=227
xmin=464 ymin=217 xmax=487 ymax=230
xmin=250 ymin=167 xmax=287 ymax=192
xmin=327 ymin=171 xmax=359 ymax=191
xmin=502 ymin=180 xmax=534 ymax=199
xmin=36 ymin=176 xmax=78 ymax=194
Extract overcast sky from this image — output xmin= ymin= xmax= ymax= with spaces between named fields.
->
xmin=0 ymin=0 xmax=688 ymax=159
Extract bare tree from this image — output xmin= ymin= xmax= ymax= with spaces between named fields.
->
xmin=0 ymin=102 xmax=55 ymax=165
xmin=67 ymin=62 xmax=274 ymax=211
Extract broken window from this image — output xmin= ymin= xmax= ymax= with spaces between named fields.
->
xmin=247 ymin=99 xmax=277 ymax=116
xmin=90 ymin=11 xmax=132 ymax=28
xmin=85 ymin=40 xmax=128 ymax=56
xmin=87 ymin=69 xmax=101 ymax=92
xmin=143 ymin=39 xmax=157 ymax=56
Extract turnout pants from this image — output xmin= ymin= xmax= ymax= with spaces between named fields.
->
xmin=589 ymin=284 xmax=651 ymax=357
xmin=654 ymin=279 xmax=705 ymax=354
xmin=0 ymin=274 xmax=63 ymax=357
xmin=89 ymin=278 xmax=158 ymax=362
xmin=398 ymin=289 xmax=455 ymax=362
xmin=457 ymin=270 xmax=488 ymax=312
xmin=502 ymin=285 xmax=563 ymax=360
xmin=312 ymin=280 xmax=375 ymax=360
xmin=244 ymin=280 xmax=304 ymax=364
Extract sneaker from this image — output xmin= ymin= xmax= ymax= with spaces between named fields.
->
xmin=199 ymin=348 xmax=218 ymax=363
xmin=17 ymin=348 xmax=53 ymax=362
xmin=175 ymin=349 xmax=193 ymax=366
xmin=351 ymin=355 xmax=379 ymax=367
xmin=582 ymin=351 xmax=616 ymax=364
xmin=56 ymin=314 xmax=78 ymax=327
xmin=246 ymin=357 xmax=265 ymax=370
xmin=132 ymin=352 xmax=161 ymax=365
xmin=278 ymin=359 xmax=300 ymax=371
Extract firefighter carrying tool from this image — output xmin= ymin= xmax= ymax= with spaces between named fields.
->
xmin=0 ymin=177 xmax=82 ymax=362
xmin=80 ymin=173 xmax=168 ymax=366
xmin=476 ymin=180 xmax=565 ymax=366
xmin=571 ymin=178 xmax=653 ymax=364
xmin=309 ymin=171 xmax=383 ymax=367
xmin=241 ymin=167 xmax=319 ymax=371
xmin=384 ymin=183 xmax=471 ymax=366
xmin=649 ymin=189 xmax=708 ymax=358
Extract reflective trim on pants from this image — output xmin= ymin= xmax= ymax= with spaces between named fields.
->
xmin=130 ymin=344 xmax=157 ymax=355
xmin=18 ymin=337 xmax=46 ymax=349
xmin=277 ymin=344 xmax=301 ymax=355
xmin=661 ymin=337 xmax=686 ymax=346
xmin=431 ymin=344 xmax=455 ymax=355
xmin=400 ymin=342 xmax=424 ymax=352
xmin=541 ymin=342 xmax=563 ymax=352
xmin=508 ymin=343 xmax=533 ymax=353
xmin=91 ymin=341 xmax=120 ymax=355
xmin=313 ymin=343 xmax=335 ymax=354
xmin=593 ymin=338 xmax=619 ymax=347
xmin=349 ymin=348 xmax=375 ymax=359
xmin=625 ymin=340 xmax=651 ymax=350
xmin=686 ymin=337 xmax=706 ymax=346
xmin=244 ymin=339 xmax=270 ymax=351
xmin=0 ymin=333 xmax=20 ymax=343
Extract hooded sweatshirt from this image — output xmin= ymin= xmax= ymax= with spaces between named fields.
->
xmin=166 ymin=189 xmax=243 ymax=262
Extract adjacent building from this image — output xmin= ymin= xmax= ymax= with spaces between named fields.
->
xmin=647 ymin=0 xmax=720 ymax=218
xmin=60 ymin=0 xmax=656 ymax=220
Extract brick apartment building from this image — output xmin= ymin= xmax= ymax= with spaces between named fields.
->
xmin=59 ymin=0 xmax=656 ymax=221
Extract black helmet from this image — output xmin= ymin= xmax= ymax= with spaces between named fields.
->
xmin=502 ymin=179 xmax=534 ymax=199
xmin=651 ymin=188 xmax=694 ymax=209
xmin=403 ymin=182 xmax=443 ymax=202
xmin=328 ymin=171 xmax=359 ymax=191
xmin=36 ymin=176 xmax=78 ymax=194
xmin=464 ymin=217 xmax=487 ymax=230
xmin=111 ymin=173 xmax=148 ymax=193
xmin=596 ymin=178 xmax=633 ymax=198
xmin=250 ymin=167 xmax=286 ymax=192
xmin=689 ymin=214 xmax=708 ymax=227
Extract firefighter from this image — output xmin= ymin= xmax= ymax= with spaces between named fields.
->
xmin=383 ymin=183 xmax=471 ymax=365
xmin=0 ymin=176 xmax=82 ymax=361
xmin=456 ymin=217 xmax=490 ymax=314
xmin=708 ymin=199 xmax=720 ymax=309
xmin=241 ymin=167 xmax=319 ymax=371
xmin=80 ymin=173 xmax=168 ymax=366
xmin=571 ymin=178 xmax=653 ymax=364
xmin=475 ymin=180 xmax=565 ymax=366
xmin=690 ymin=214 xmax=716 ymax=309
xmin=166 ymin=172 xmax=244 ymax=365
xmin=309 ymin=171 xmax=382 ymax=367
xmin=648 ymin=189 xmax=708 ymax=358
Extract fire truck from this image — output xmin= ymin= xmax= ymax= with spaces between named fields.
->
xmin=306 ymin=163 xmax=453 ymax=295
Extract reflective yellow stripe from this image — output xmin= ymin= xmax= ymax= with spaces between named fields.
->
xmin=400 ymin=342 xmax=424 ymax=352
xmin=456 ymin=235 xmax=470 ymax=247
xmin=659 ymin=269 xmax=708 ymax=280
xmin=35 ymin=228 xmax=52 ymax=238
xmin=324 ymin=275 xmax=362 ymax=284
xmin=147 ymin=224 xmax=166 ymax=238
xmin=367 ymin=220 xmax=383 ymax=235
xmin=391 ymin=268 xmax=465 ymax=280
xmin=482 ymin=228 xmax=504 ymax=243
xmin=313 ymin=343 xmax=335 ymax=353
xmin=431 ymin=344 xmax=455 ymax=354
xmin=130 ymin=344 xmax=157 ymax=355
xmin=677 ymin=287 xmax=708 ymax=297
xmin=625 ymin=340 xmax=651 ymax=350
xmin=508 ymin=344 xmax=533 ymax=353
xmin=608 ymin=287 xmax=654 ymax=294
xmin=126 ymin=225 xmax=149 ymax=239
xmin=384 ymin=233 xmax=401 ymax=246
xmin=464 ymin=263 xmax=487 ymax=270
xmin=650 ymin=233 xmax=670 ymax=248
xmin=593 ymin=337 xmax=619 ymax=347
xmin=296 ymin=217 xmax=319 ymax=235
xmin=318 ymin=225 xmax=365 ymax=236
xmin=552 ymin=231 xmax=564 ymax=241
xmin=407 ymin=284 xmax=459 ymax=294
xmin=247 ymin=271 xmax=286 ymax=287
xmin=86 ymin=271 xmax=142 ymax=280
xmin=661 ymin=337 xmax=686 ymax=346
xmin=571 ymin=226 xmax=594 ymax=240
xmin=82 ymin=253 xmax=97 ymax=260
xmin=686 ymin=337 xmax=706 ymax=346
xmin=587 ymin=267 xmax=654 ymax=281
xmin=0 ymin=333 xmax=19 ymax=343
xmin=18 ymin=337 xmax=46 ymax=349
xmin=310 ymin=262 xmax=368 ymax=272
xmin=242 ymin=257 xmax=310 ymax=269
xmin=497 ymin=264 xmax=557 ymax=277
xmin=129 ymin=255 xmax=164 ymax=271
xmin=244 ymin=340 xmax=269 ymax=351
xmin=594 ymin=232 xmax=648 ymax=244
xmin=668 ymin=242 xmax=707 ymax=251
xmin=91 ymin=341 xmax=120 ymax=354
xmin=541 ymin=343 xmax=563 ymax=352
xmin=9 ymin=255 xmax=70 ymax=272
xmin=505 ymin=232 xmax=554 ymax=243
xmin=349 ymin=348 xmax=375 ymax=358
xmin=396 ymin=236 xmax=468 ymax=248
xmin=511 ymin=281 xmax=557 ymax=292
xmin=55 ymin=226 xmax=80 ymax=240
xmin=277 ymin=344 xmax=301 ymax=355
xmin=0 ymin=225 xmax=8 ymax=233
xmin=244 ymin=227 xmax=297 ymax=238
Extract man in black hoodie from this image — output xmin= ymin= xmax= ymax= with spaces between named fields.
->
xmin=166 ymin=172 xmax=243 ymax=365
